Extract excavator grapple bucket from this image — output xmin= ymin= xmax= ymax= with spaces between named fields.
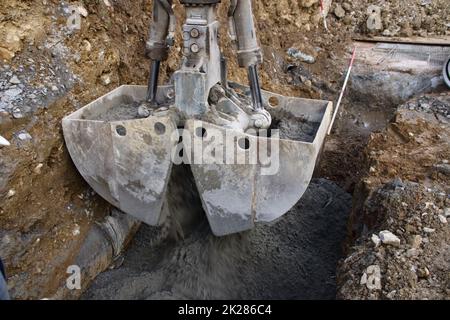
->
xmin=62 ymin=85 xmax=177 ymax=226
xmin=62 ymin=85 xmax=332 ymax=236
xmin=184 ymin=92 xmax=332 ymax=236
xmin=63 ymin=0 xmax=335 ymax=236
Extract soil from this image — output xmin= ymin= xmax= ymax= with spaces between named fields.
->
xmin=337 ymin=93 xmax=450 ymax=300
xmin=0 ymin=0 xmax=448 ymax=300
xmin=83 ymin=178 xmax=351 ymax=300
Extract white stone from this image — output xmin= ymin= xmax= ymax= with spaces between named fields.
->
xmin=423 ymin=227 xmax=435 ymax=233
xmin=78 ymin=6 xmax=88 ymax=17
xmin=12 ymin=109 xmax=24 ymax=119
xmin=33 ymin=163 xmax=43 ymax=174
xmin=287 ymin=48 xmax=315 ymax=64
xmin=138 ymin=105 xmax=150 ymax=118
xmin=0 ymin=135 xmax=10 ymax=147
xmin=371 ymin=234 xmax=380 ymax=247
xmin=438 ymin=214 xmax=447 ymax=224
xmin=18 ymin=132 xmax=32 ymax=141
xmin=101 ymin=74 xmax=111 ymax=86
xmin=379 ymin=230 xmax=401 ymax=246
xmin=444 ymin=208 xmax=450 ymax=217
xmin=9 ymin=75 xmax=20 ymax=84
xmin=4 ymin=88 xmax=23 ymax=99
xmin=386 ymin=290 xmax=396 ymax=299
xmin=72 ymin=224 xmax=80 ymax=236
xmin=425 ymin=202 xmax=435 ymax=209
xmin=367 ymin=5 xmax=382 ymax=31
xmin=7 ymin=189 xmax=15 ymax=198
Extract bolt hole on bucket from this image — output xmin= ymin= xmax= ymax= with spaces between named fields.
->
xmin=195 ymin=127 xmax=207 ymax=138
xmin=154 ymin=122 xmax=166 ymax=135
xmin=116 ymin=125 xmax=127 ymax=136
xmin=238 ymin=137 xmax=251 ymax=150
xmin=268 ymin=96 xmax=280 ymax=108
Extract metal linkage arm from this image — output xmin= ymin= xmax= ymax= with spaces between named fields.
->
xmin=145 ymin=0 xmax=175 ymax=104
xmin=229 ymin=0 xmax=264 ymax=111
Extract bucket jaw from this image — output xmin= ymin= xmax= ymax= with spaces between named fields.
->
xmin=62 ymin=86 xmax=178 ymax=226
xmin=62 ymin=85 xmax=332 ymax=236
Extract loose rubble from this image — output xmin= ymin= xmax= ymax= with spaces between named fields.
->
xmin=337 ymin=94 xmax=450 ymax=300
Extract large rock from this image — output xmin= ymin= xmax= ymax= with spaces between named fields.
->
xmin=379 ymin=230 xmax=401 ymax=246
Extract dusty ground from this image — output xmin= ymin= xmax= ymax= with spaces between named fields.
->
xmin=0 ymin=0 xmax=449 ymax=299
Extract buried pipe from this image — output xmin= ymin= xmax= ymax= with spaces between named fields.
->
xmin=50 ymin=209 xmax=140 ymax=299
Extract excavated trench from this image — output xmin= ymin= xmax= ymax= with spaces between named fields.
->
xmin=83 ymin=172 xmax=352 ymax=300
xmin=81 ymin=41 xmax=449 ymax=300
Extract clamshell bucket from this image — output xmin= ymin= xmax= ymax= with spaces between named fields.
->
xmin=62 ymin=85 xmax=332 ymax=236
